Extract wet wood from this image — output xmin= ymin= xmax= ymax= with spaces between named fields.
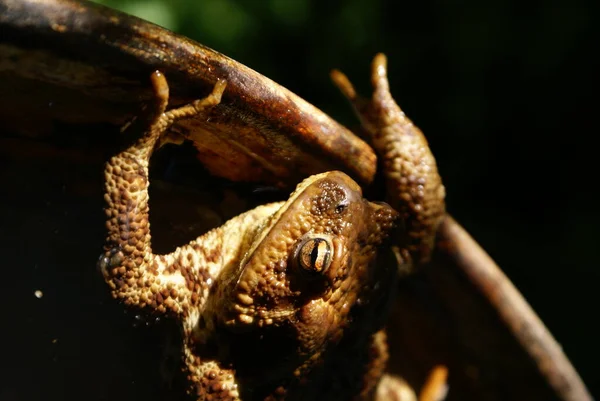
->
xmin=0 ymin=0 xmax=376 ymax=187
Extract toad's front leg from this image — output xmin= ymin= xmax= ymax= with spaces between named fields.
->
xmin=97 ymin=72 xmax=226 ymax=316
xmin=331 ymin=54 xmax=446 ymax=267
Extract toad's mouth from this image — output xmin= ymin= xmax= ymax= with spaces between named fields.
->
xmin=231 ymin=302 xmax=296 ymax=327
xmin=229 ymin=273 xmax=366 ymax=329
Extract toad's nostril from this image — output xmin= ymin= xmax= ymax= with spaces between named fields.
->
xmin=335 ymin=202 xmax=349 ymax=214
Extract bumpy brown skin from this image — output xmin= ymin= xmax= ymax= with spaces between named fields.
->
xmin=331 ymin=54 xmax=446 ymax=267
xmin=330 ymin=55 xmax=448 ymax=399
xmin=99 ymin=72 xmax=400 ymax=400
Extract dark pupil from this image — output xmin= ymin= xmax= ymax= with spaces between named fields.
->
xmin=300 ymin=238 xmax=331 ymax=273
xmin=310 ymin=240 xmax=321 ymax=267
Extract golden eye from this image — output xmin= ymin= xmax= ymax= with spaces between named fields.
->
xmin=297 ymin=237 xmax=332 ymax=274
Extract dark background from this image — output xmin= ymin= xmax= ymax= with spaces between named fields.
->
xmin=2 ymin=0 xmax=597 ymax=399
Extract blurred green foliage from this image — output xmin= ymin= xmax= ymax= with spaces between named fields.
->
xmin=90 ymin=0 xmax=591 ymax=138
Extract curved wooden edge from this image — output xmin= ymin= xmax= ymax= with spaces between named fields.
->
xmin=0 ymin=0 xmax=376 ymax=186
xmin=438 ymin=215 xmax=593 ymax=401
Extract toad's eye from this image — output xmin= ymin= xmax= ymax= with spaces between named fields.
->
xmin=297 ymin=237 xmax=333 ymax=274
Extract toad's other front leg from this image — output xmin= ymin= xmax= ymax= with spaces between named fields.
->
xmin=331 ymin=54 xmax=445 ymax=267
xmin=375 ymin=366 xmax=448 ymax=401
xmin=98 ymin=72 xmax=226 ymax=316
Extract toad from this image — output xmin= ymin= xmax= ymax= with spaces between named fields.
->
xmin=98 ymin=54 xmax=445 ymax=400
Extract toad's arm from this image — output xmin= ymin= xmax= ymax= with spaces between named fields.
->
xmin=331 ymin=54 xmax=446 ymax=266
xmin=97 ymin=71 xmax=280 ymax=317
